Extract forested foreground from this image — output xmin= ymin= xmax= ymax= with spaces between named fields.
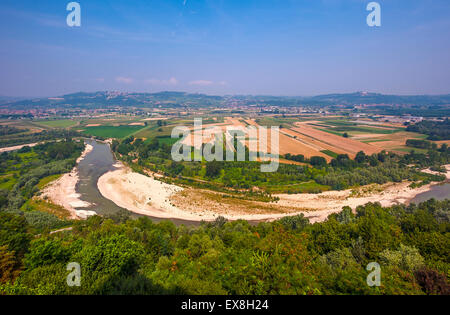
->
xmin=0 ymin=199 xmax=449 ymax=295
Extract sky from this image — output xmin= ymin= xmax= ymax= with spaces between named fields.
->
xmin=0 ymin=0 xmax=449 ymax=97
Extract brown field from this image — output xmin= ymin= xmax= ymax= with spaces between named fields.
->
xmin=358 ymin=131 xmax=430 ymax=154
xmin=291 ymin=122 xmax=382 ymax=157
xmin=280 ymin=128 xmax=349 ymax=156
xmin=244 ymin=119 xmax=259 ymax=126
xmin=435 ymin=140 xmax=450 ymax=146
xmin=163 ymin=116 xmax=426 ymax=160
xmin=173 ymin=117 xmax=332 ymax=161
xmin=271 ymin=132 xmax=330 ymax=159
xmin=142 ymin=117 xmax=169 ymax=121
xmin=225 ymin=117 xmax=246 ymax=127
xmin=243 ymin=119 xmax=331 ymax=160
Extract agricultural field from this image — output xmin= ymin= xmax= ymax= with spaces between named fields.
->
xmin=356 ymin=131 xmax=430 ymax=154
xmin=81 ymin=125 xmax=147 ymax=139
xmin=34 ymin=119 xmax=79 ymax=129
xmin=266 ymin=118 xmax=443 ymax=156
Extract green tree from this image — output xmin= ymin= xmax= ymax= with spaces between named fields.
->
xmin=205 ymin=161 xmax=222 ymax=178
xmin=379 ymin=244 xmax=425 ymax=272
xmin=0 ymin=212 xmax=31 ymax=258
xmin=25 ymin=239 xmax=70 ymax=270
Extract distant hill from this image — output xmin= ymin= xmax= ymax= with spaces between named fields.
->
xmin=305 ymin=92 xmax=450 ymax=106
xmin=2 ymin=91 xmax=450 ymax=112
xmin=1 ymin=91 xmax=223 ymax=110
xmin=0 ymin=95 xmax=27 ymax=105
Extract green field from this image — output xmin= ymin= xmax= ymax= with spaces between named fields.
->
xmin=135 ymin=125 xmax=175 ymax=139
xmin=317 ymin=128 xmax=345 ymax=136
xmin=361 ymin=139 xmax=391 ymax=143
xmin=255 ymin=117 xmax=298 ymax=128
xmin=155 ymin=136 xmax=179 ymax=146
xmin=265 ymin=180 xmax=330 ymax=194
xmin=82 ymin=125 xmax=146 ymax=139
xmin=35 ymin=119 xmax=79 ymax=128
xmin=393 ymin=147 xmax=429 ymax=154
xmin=313 ymin=119 xmax=404 ymax=136
xmin=320 ymin=150 xmax=339 ymax=158
xmin=331 ymin=126 xmax=403 ymax=134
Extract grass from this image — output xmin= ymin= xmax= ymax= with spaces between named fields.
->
xmin=255 ymin=117 xmax=297 ymax=128
xmin=37 ymin=174 xmax=62 ymax=190
xmin=21 ymin=198 xmax=71 ymax=219
xmin=156 ymin=136 xmax=179 ymax=146
xmin=82 ymin=125 xmax=146 ymax=139
xmin=0 ymin=151 xmax=40 ymax=190
xmin=136 ymin=125 xmax=175 ymax=139
xmin=393 ymin=147 xmax=429 ymax=154
xmin=320 ymin=150 xmax=339 ymax=158
xmin=314 ymin=119 xmax=404 ymax=136
xmin=317 ymin=128 xmax=344 ymax=136
xmin=332 ymin=126 xmax=403 ymax=134
xmin=362 ymin=139 xmax=391 ymax=143
xmin=0 ymin=174 xmax=17 ymax=189
xmin=35 ymin=119 xmax=79 ymax=128
xmin=265 ymin=180 xmax=330 ymax=194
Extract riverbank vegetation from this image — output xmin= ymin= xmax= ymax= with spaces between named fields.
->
xmin=0 ymin=129 xmax=82 ymax=148
xmin=0 ymin=199 xmax=448 ymax=295
xmin=406 ymin=119 xmax=450 ymax=141
xmin=111 ymin=135 xmax=449 ymax=195
xmin=0 ymin=140 xmax=84 ymax=233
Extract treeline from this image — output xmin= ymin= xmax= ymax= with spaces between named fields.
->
xmin=111 ymin=136 xmax=326 ymax=193
xmin=0 ymin=199 xmax=448 ymax=295
xmin=0 ymin=140 xmax=83 ymax=229
xmin=287 ymin=147 xmax=449 ymax=190
xmin=370 ymin=106 xmax=450 ymax=118
xmin=0 ymin=129 xmax=83 ymax=148
xmin=406 ymin=139 xmax=434 ymax=150
xmin=0 ymin=125 xmax=24 ymax=136
xmin=406 ymin=119 xmax=450 ymax=140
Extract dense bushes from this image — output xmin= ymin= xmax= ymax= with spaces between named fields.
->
xmin=406 ymin=139 xmax=433 ymax=149
xmin=114 ymin=133 xmax=449 ymax=195
xmin=0 ymin=129 xmax=82 ymax=148
xmin=0 ymin=140 xmax=83 ymax=212
xmin=406 ymin=119 xmax=450 ymax=141
xmin=1 ymin=199 xmax=448 ymax=295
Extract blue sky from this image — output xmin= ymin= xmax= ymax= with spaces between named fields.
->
xmin=0 ymin=0 xmax=449 ymax=97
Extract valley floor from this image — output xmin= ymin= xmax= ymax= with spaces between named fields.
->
xmin=96 ymin=164 xmax=450 ymax=223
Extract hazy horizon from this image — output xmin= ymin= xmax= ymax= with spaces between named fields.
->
xmin=1 ymin=0 xmax=450 ymax=97
xmin=3 ymin=89 xmax=450 ymax=101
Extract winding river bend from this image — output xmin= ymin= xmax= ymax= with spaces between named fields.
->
xmin=76 ymin=139 xmax=200 ymax=225
xmin=75 ymin=139 xmax=449 ymax=225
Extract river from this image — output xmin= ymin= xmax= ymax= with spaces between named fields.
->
xmin=410 ymin=183 xmax=450 ymax=204
xmin=76 ymin=139 xmax=201 ymax=225
xmin=76 ymin=139 xmax=448 ymax=225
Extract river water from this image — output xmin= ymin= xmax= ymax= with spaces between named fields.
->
xmin=410 ymin=183 xmax=450 ymax=204
xmin=76 ymin=139 xmax=200 ymax=225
